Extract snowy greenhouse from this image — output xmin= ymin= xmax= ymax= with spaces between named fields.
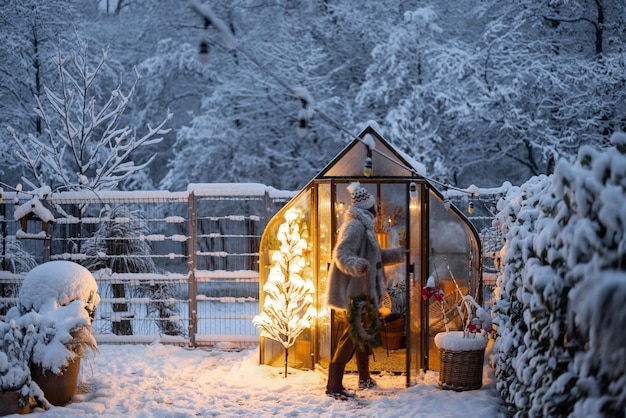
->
xmin=257 ymin=125 xmax=484 ymax=386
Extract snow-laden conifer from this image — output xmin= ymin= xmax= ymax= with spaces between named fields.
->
xmin=493 ymin=132 xmax=626 ymax=417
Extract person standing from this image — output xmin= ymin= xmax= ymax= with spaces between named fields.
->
xmin=325 ymin=182 xmax=405 ymax=400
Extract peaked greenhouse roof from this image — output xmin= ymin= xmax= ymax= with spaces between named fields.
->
xmin=316 ymin=125 xmax=426 ymax=179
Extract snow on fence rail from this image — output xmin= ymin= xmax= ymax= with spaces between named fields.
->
xmin=0 ymin=184 xmax=294 ymax=347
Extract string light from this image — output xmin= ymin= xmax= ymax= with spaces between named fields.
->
xmin=409 ymin=182 xmax=418 ymax=200
xmin=187 ymin=2 xmax=486 ymax=201
xmin=198 ymin=18 xmax=211 ymax=65
xmin=363 ymin=147 xmax=373 ymax=177
xmin=199 ymin=37 xmax=210 ymax=65
xmin=363 ymin=157 xmax=372 ymax=177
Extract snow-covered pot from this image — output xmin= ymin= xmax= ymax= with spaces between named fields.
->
xmin=17 ymin=261 xmax=100 ymax=406
xmin=30 ymin=356 xmax=81 ymax=407
xmin=0 ymin=390 xmax=30 ymax=416
xmin=434 ymin=331 xmax=488 ymax=391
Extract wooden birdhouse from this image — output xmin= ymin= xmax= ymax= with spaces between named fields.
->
xmin=14 ymin=197 xmax=55 ymax=238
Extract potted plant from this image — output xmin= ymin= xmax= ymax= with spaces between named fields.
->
xmin=374 ymin=197 xmax=405 ymax=248
xmin=0 ymin=319 xmax=32 ymax=415
xmin=380 ymin=281 xmax=406 ymax=350
xmin=5 ymin=260 xmax=100 ymax=407
xmin=422 ymin=275 xmax=492 ymax=391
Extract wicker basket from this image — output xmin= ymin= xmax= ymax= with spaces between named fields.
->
xmin=438 ymin=348 xmax=484 ymax=391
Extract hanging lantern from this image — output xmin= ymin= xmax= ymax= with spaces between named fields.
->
xmin=409 ymin=182 xmax=418 ymax=210
xmin=363 ymin=157 xmax=372 ymax=177
xmin=468 ymin=201 xmax=474 ymax=215
xmin=198 ymin=16 xmax=211 ymax=65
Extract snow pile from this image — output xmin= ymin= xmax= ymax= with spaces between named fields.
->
xmin=434 ymin=331 xmax=488 ymax=352
xmin=9 ymin=343 xmax=501 ymax=417
xmin=492 ymin=132 xmax=626 ymax=417
xmin=18 ymin=261 xmax=100 ymax=314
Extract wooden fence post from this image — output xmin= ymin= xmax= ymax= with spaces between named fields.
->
xmin=188 ymin=191 xmax=198 ymax=347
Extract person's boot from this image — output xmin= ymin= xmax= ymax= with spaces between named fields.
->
xmin=325 ymin=362 xmax=354 ymax=400
xmin=356 ymin=349 xmax=376 ymax=390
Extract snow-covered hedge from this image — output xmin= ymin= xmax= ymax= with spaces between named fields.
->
xmin=492 ymin=132 xmax=626 ymax=417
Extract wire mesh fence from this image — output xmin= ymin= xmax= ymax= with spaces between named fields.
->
xmin=0 ymin=185 xmax=293 ymax=347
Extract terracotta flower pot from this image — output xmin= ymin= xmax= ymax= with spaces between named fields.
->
xmin=0 ymin=390 xmax=30 ymax=415
xmin=381 ymin=314 xmax=405 ymax=350
xmin=31 ymin=356 xmax=81 ymax=406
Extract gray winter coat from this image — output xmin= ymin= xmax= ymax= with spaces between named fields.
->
xmin=326 ymin=206 xmax=405 ymax=310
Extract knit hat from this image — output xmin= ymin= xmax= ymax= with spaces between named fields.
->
xmin=347 ymin=182 xmax=376 ymax=210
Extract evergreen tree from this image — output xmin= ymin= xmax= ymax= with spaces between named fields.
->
xmin=493 ymin=132 xmax=626 ymax=416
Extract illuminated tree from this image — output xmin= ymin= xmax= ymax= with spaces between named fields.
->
xmin=253 ymin=208 xmax=315 ymax=378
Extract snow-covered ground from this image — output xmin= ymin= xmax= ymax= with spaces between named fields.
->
xmin=23 ymin=342 xmax=504 ymax=417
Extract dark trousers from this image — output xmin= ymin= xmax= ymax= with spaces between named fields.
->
xmin=331 ymin=311 xmax=370 ymax=379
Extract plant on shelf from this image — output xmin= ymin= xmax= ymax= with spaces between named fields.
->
xmin=380 ymin=281 xmax=406 ymax=350
xmin=387 ymin=281 xmax=407 ymax=315
xmin=374 ymin=196 xmax=405 ymax=234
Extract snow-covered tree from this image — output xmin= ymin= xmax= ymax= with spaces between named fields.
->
xmin=356 ymin=1 xmax=626 ymax=187
xmin=493 ymin=132 xmax=626 ymax=416
xmin=7 ymin=38 xmax=172 ymax=193
xmin=0 ymin=1 xmax=85 ymax=187
xmin=253 ymin=207 xmax=315 ymax=378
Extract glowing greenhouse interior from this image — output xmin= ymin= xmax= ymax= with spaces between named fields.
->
xmin=258 ymin=125 xmax=482 ymax=387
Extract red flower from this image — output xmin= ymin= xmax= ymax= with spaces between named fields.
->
xmin=421 ymin=285 xmax=444 ymax=302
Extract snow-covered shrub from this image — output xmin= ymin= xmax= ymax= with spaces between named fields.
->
xmin=0 ymin=318 xmax=33 ymax=400
xmin=493 ymin=133 xmax=626 ymax=417
xmin=6 ymin=261 xmax=100 ymax=375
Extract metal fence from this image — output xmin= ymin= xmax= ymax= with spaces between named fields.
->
xmin=0 ymin=183 xmax=502 ymax=347
xmin=0 ymin=184 xmax=294 ymax=347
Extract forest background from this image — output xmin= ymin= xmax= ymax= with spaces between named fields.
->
xmin=1 ymin=0 xmax=625 ymax=193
